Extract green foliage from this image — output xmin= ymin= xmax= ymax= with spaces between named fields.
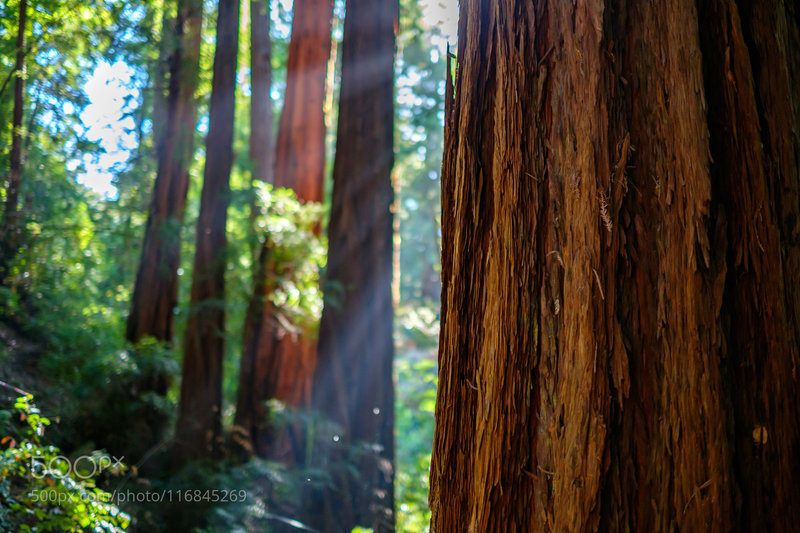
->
xmin=395 ymin=0 xmax=445 ymax=309
xmin=395 ymin=349 xmax=436 ymax=532
xmin=390 ymin=1 xmax=446 ymax=529
xmin=395 ymin=304 xmax=439 ymax=532
xmin=55 ymin=338 xmax=179 ymax=464
xmin=254 ymin=182 xmax=327 ymax=334
xmin=0 ymin=285 xmax=20 ymax=316
xmin=197 ymin=456 xmax=315 ymax=533
xmin=1 ymin=0 xmax=447 ymax=530
xmin=396 ymin=304 xmax=440 ymax=350
xmin=0 ymin=394 xmax=130 ymax=532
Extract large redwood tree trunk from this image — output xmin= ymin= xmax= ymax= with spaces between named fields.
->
xmin=234 ymin=0 xmax=332 ymax=457
xmin=175 ymin=0 xmax=239 ymax=460
xmin=0 ymin=0 xmax=27 ymax=283
xmin=429 ymin=0 xmax=800 ymax=531
xmin=126 ymin=0 xmax=203 ymax=344
xmin=307 ymin=0 xmax=397 ymax=529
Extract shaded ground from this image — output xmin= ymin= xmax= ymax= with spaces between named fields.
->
xmin=0 ymin=321 xmax=42 ymax=401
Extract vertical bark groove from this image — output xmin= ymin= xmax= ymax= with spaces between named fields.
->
xmin=699 ymin=0 xmax=800 ymax=530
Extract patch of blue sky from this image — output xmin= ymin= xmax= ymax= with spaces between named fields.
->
xmin=420 ymin=0 xmax=457 ymax=44
xmin=74 ymin=0 xmax=456 ymax=198
xmin=74 ymin=60 xmax=138 ymax=198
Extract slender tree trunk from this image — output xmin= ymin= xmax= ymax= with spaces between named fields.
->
xmin=152 ymin=0 xmax=175 ymax=158
xmin=0 ymin=0 xmax=27 ymax=283
xmin=126 ymin=0 xmax=203 ymax=344
xmin=174 ymin=0 xmax=240 ymax=461
xmin=234 ymin=0 xmax=332 ymax=457
xmin=233 ymin=0 xmax=275 ymax=457
xmin=249 ymin=0 xmax=274 ymax=188
xmin=429 ymin=1 xmax=800 ymax=531
xmin=307 ymin=0 xmax=397 ymax=529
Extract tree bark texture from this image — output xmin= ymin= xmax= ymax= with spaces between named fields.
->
xmin=175 ymin=0 xmax=239 ymax=460
xmin=429 ymin=0 xmax=800 ymax=531
xmin=308 ymin=0 xmax=397 ymax=529
xmin=126 ymin=0 xmax=203 ymax=344
xmin=0 ymin=0 xmax=27 ymax=283
xmin=234 ymin=0 xmax=332 ymax=457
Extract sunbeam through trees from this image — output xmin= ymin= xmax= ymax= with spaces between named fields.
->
xmin=1 ymin=0 xmax=799 ymax=532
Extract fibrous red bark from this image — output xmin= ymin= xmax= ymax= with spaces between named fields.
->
xmin=272 ymin=0 xmax=332 ymax=202
xmin=430 ymin=1 xmax=800 ymax=531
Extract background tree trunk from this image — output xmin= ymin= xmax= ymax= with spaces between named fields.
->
xmin=307 ymin=0 xmax=397 ymax=529
xmin=175 ymin=0 xmax=239 ymax=460
xmin=249 ymin=0 xmax=275 ymax=189
xmin=429 ymin=0 xmax=800 ymax=531
xmin=273 ymin=0 xmax=332 ymax=202
xmin=152 ymin=0 xmax=175 ymax=159
xmin=234 ymin=0 xmax=332 ymax=457
xmin=233 ymin=0 xmax=275 ymax=456
xmin=0 ymin=0 xmax=28 ymax=283
xmin=125 ymin=0 xmax=203 ymax=344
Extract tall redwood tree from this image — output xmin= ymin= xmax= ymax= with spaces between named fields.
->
xmin=126 ymin=0 xmax=202 ymax=344
xmin=430 ymin=0 xmax=800 ymax=531
xmin=175 ymin=0 xmax=239 ymax=460
xmin=307 ymin=0 xmax=397 ymax=528
xmin=235 ymin=0 xmax=333 ymax=456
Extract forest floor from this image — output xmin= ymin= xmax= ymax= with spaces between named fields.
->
xmin=0 ymin=321 xmax=42 ymax=400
